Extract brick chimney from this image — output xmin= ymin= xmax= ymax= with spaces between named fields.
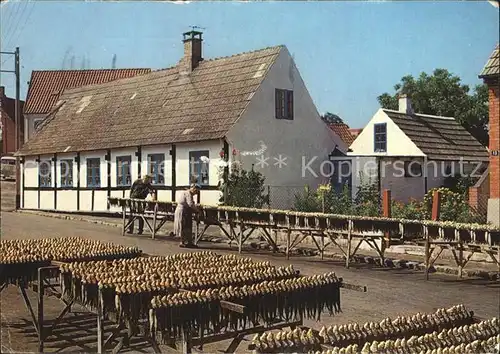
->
xmin=398 ymin=94 xmax=413 ymax=115
xmin=0 ymin=86 xmax=4 ymax=99
xmin=179 ymin=31 xmax=203 ymax=75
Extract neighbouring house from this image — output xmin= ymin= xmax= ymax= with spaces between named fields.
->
xmin=15 ymin=31 xmax=345 ymax=212
xmin=329 ymin=95 xmax=489 ymax=202
xmin=328 ymin=123 xmax=360 ymax=147
xmin=479 ymin=44 xmax=499 ymax=226
xmin=0 ymin=86 xmax=25 ymax=155
xmin=23 ymin=68 xmax=151 ymax=143
xmin=349 ymin=128 xmax=363 ymax=140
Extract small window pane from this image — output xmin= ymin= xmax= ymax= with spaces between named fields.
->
xmin=148 ymin=154 xmax=165 ymax=185
xmin=87 ymin=158 xmax=101 ymax=187
xmin=189 ymin=150 xmax=209 ymax=185
xmin=116 ymin=156 xmax=132 ymax=186
xmin=39 ymin=160 xmax=52 ymax=188
xmin=60 ymin=159 xmax=73 ymax=187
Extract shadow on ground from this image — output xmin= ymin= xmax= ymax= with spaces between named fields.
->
xmin=9 ymin=312 xmax=153 ymax=353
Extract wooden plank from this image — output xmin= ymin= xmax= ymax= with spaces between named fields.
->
xmin=338 ymin=278 xmax=367 ymax=292
xmin=191 ymin=320 xmax=303 ymax=347
xmin=220 ymin=300 xmax=246 ymax=314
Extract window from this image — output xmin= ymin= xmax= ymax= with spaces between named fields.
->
xmin=275 ymin=89 xmax=294 ymax=120
xmin=404 ymin=161 xmax=422 ymax=177
xmin=34 ymin=118 xmax=44 ymax=132
xmin=374 ymin=123 xmax=387 ymax=152
xmin=189 ymin=150 xmax=209 ymax=185
xmin=39 ymin=160 xmax=52 ymax=188
xmin=60 ymin=159 xmax=73 ymax=187
xmin=116 ymin=156 xmax=132 ymax=186
xmin=148 ymin=154 xmax=165 ymax=185
xmin=87 ymin=158 xmax=101 ymax=187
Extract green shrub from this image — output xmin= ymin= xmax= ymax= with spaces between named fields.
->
xmin=391 ymin=199 xmax=426 ymax=220
xmin=219 ymin=165 xmax=269 ymax=208
xmin=423 ymin=187 xmax=486 ymax=224
xmin=352 ymin=177 xmax=380 ymax=217
xmin=293 ymin=185 xmax=321 ymax=212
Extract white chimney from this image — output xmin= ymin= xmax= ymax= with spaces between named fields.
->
xmin=398 ymin=94 xmax=413 ymax=115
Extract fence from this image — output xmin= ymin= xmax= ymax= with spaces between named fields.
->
xmin=220 ymin=185 xmax=490 ymax=224
xmin=468 ymin=168 xmax=489 ymax=224
xmin=219 ymin=185 xmax=308 ymax=210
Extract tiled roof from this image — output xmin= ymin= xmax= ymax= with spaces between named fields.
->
xmin=479 ymin=44 xmax=499 ymax=78
xmin=384 ymin=109 xmax=489 ymax=162
xmin=24 ymin=69 xmax=151 ymax=114
xmin=328 ymin=123 xmax=356 ymax=146
xmin=349 ymin=128 xmax=362 ymax=138
xmin=17 ymin=46 xmax=283 ymax=156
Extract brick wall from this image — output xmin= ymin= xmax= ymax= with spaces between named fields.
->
xmin=469 ymin=168 xmax=489 ymax=215
xmin=489 ymin=86 xmax=499 ymax=199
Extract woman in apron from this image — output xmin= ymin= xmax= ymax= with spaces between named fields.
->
xmin=174 ymin=183 xmax=200 ymax=248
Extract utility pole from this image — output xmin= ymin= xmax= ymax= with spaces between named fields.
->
xmin=0 ymin=47 xmax=21 ymax=209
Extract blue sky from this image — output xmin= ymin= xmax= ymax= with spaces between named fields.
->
xmin=0 ymin=1 xmax=498 ymax=127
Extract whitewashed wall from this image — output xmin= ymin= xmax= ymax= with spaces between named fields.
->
xmin=24 ymin=114 xmax=45 ymax=143
xmin=23 ymin=156 xmax=38 ymax=209
xmin=227 ymin=47 xmax=341 ymax=208
xmin=80 ymin=150 xmax=107 ymax=212
xmin=349 ymin=109 xmax=425 ymax=157
xmin=56 ymin=152 xmax=77 ymax=211
xmin=379 ymin=157 xmax=425 ymax=202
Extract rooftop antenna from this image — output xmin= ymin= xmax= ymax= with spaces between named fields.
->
xmin=190 ymin=25 xmax=205 ymax=32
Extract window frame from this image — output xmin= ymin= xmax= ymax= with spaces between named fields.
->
xmin=33 ymin=118 xmax=44 ymax=132
xmin=39 ymin=160 xmax=52 ymax=188
xmin=148 ymin=153 xmax=165 ymax=185
xmin=275 ymin=88 xmax=294 ymax=120
xmin=404 ymin=160 xmax=423 ymax=178
xmin=116 ymin=155 xmax=132 ymax=187
xmin=189 ymin=150 xmax=209 ymax=186
xmin=86 ymin=158 xmax=101 ymax=188
xmin=60 ymin=159 xmax=73 ymax=187
xmin=374 ymin=123 xmax=387 ymax=153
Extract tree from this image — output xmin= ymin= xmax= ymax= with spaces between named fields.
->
xmin=377 ymin=69 xmax=489 ymax=146
xmin=321 ymin=112 xmax=344 ymax=124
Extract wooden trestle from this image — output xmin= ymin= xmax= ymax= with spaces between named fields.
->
xmin=111 ymin=198 xmax=500 ymax=280
xmin=0 ymin=259 xmax=367 ymax=354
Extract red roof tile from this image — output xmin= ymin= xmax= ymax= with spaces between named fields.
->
xmin=328 ymin=123 xmax=357 ymax=146
xmin=24 ymin=69 xmax=151 ymax=114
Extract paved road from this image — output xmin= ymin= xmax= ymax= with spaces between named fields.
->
xmin=1 ymin=211 xmax=499 ymax=352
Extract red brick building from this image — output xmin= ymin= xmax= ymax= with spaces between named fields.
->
xmin=0 ymin=86 xmax=24 ymax=155
xmin=479 ymin=44 xmax=500 ymax=226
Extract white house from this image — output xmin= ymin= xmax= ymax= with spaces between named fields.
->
xmin=15 ymin=31 xmax=344 ymax=212
xmin=330 ymin=95 xmax=489 ymax=202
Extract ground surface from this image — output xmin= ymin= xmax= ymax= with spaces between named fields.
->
xmin=1 ymin=210 xmax=499 ymax=353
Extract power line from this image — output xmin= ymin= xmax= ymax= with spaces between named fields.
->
xmin=3 ymin=0 xmax=29 ymax=50
xmin=7 ymin=0 xmax=35 ymax=50
xmin=1 ymin=0 xmax=22 ymax=49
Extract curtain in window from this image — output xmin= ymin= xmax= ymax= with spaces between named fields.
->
xmin=189 ymin=151 xmax=209 ymax=185
xmin=148 ymin=154 xmax=165 ymax=184
xmin=116 ymin=156 xmax=132 ymax=186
